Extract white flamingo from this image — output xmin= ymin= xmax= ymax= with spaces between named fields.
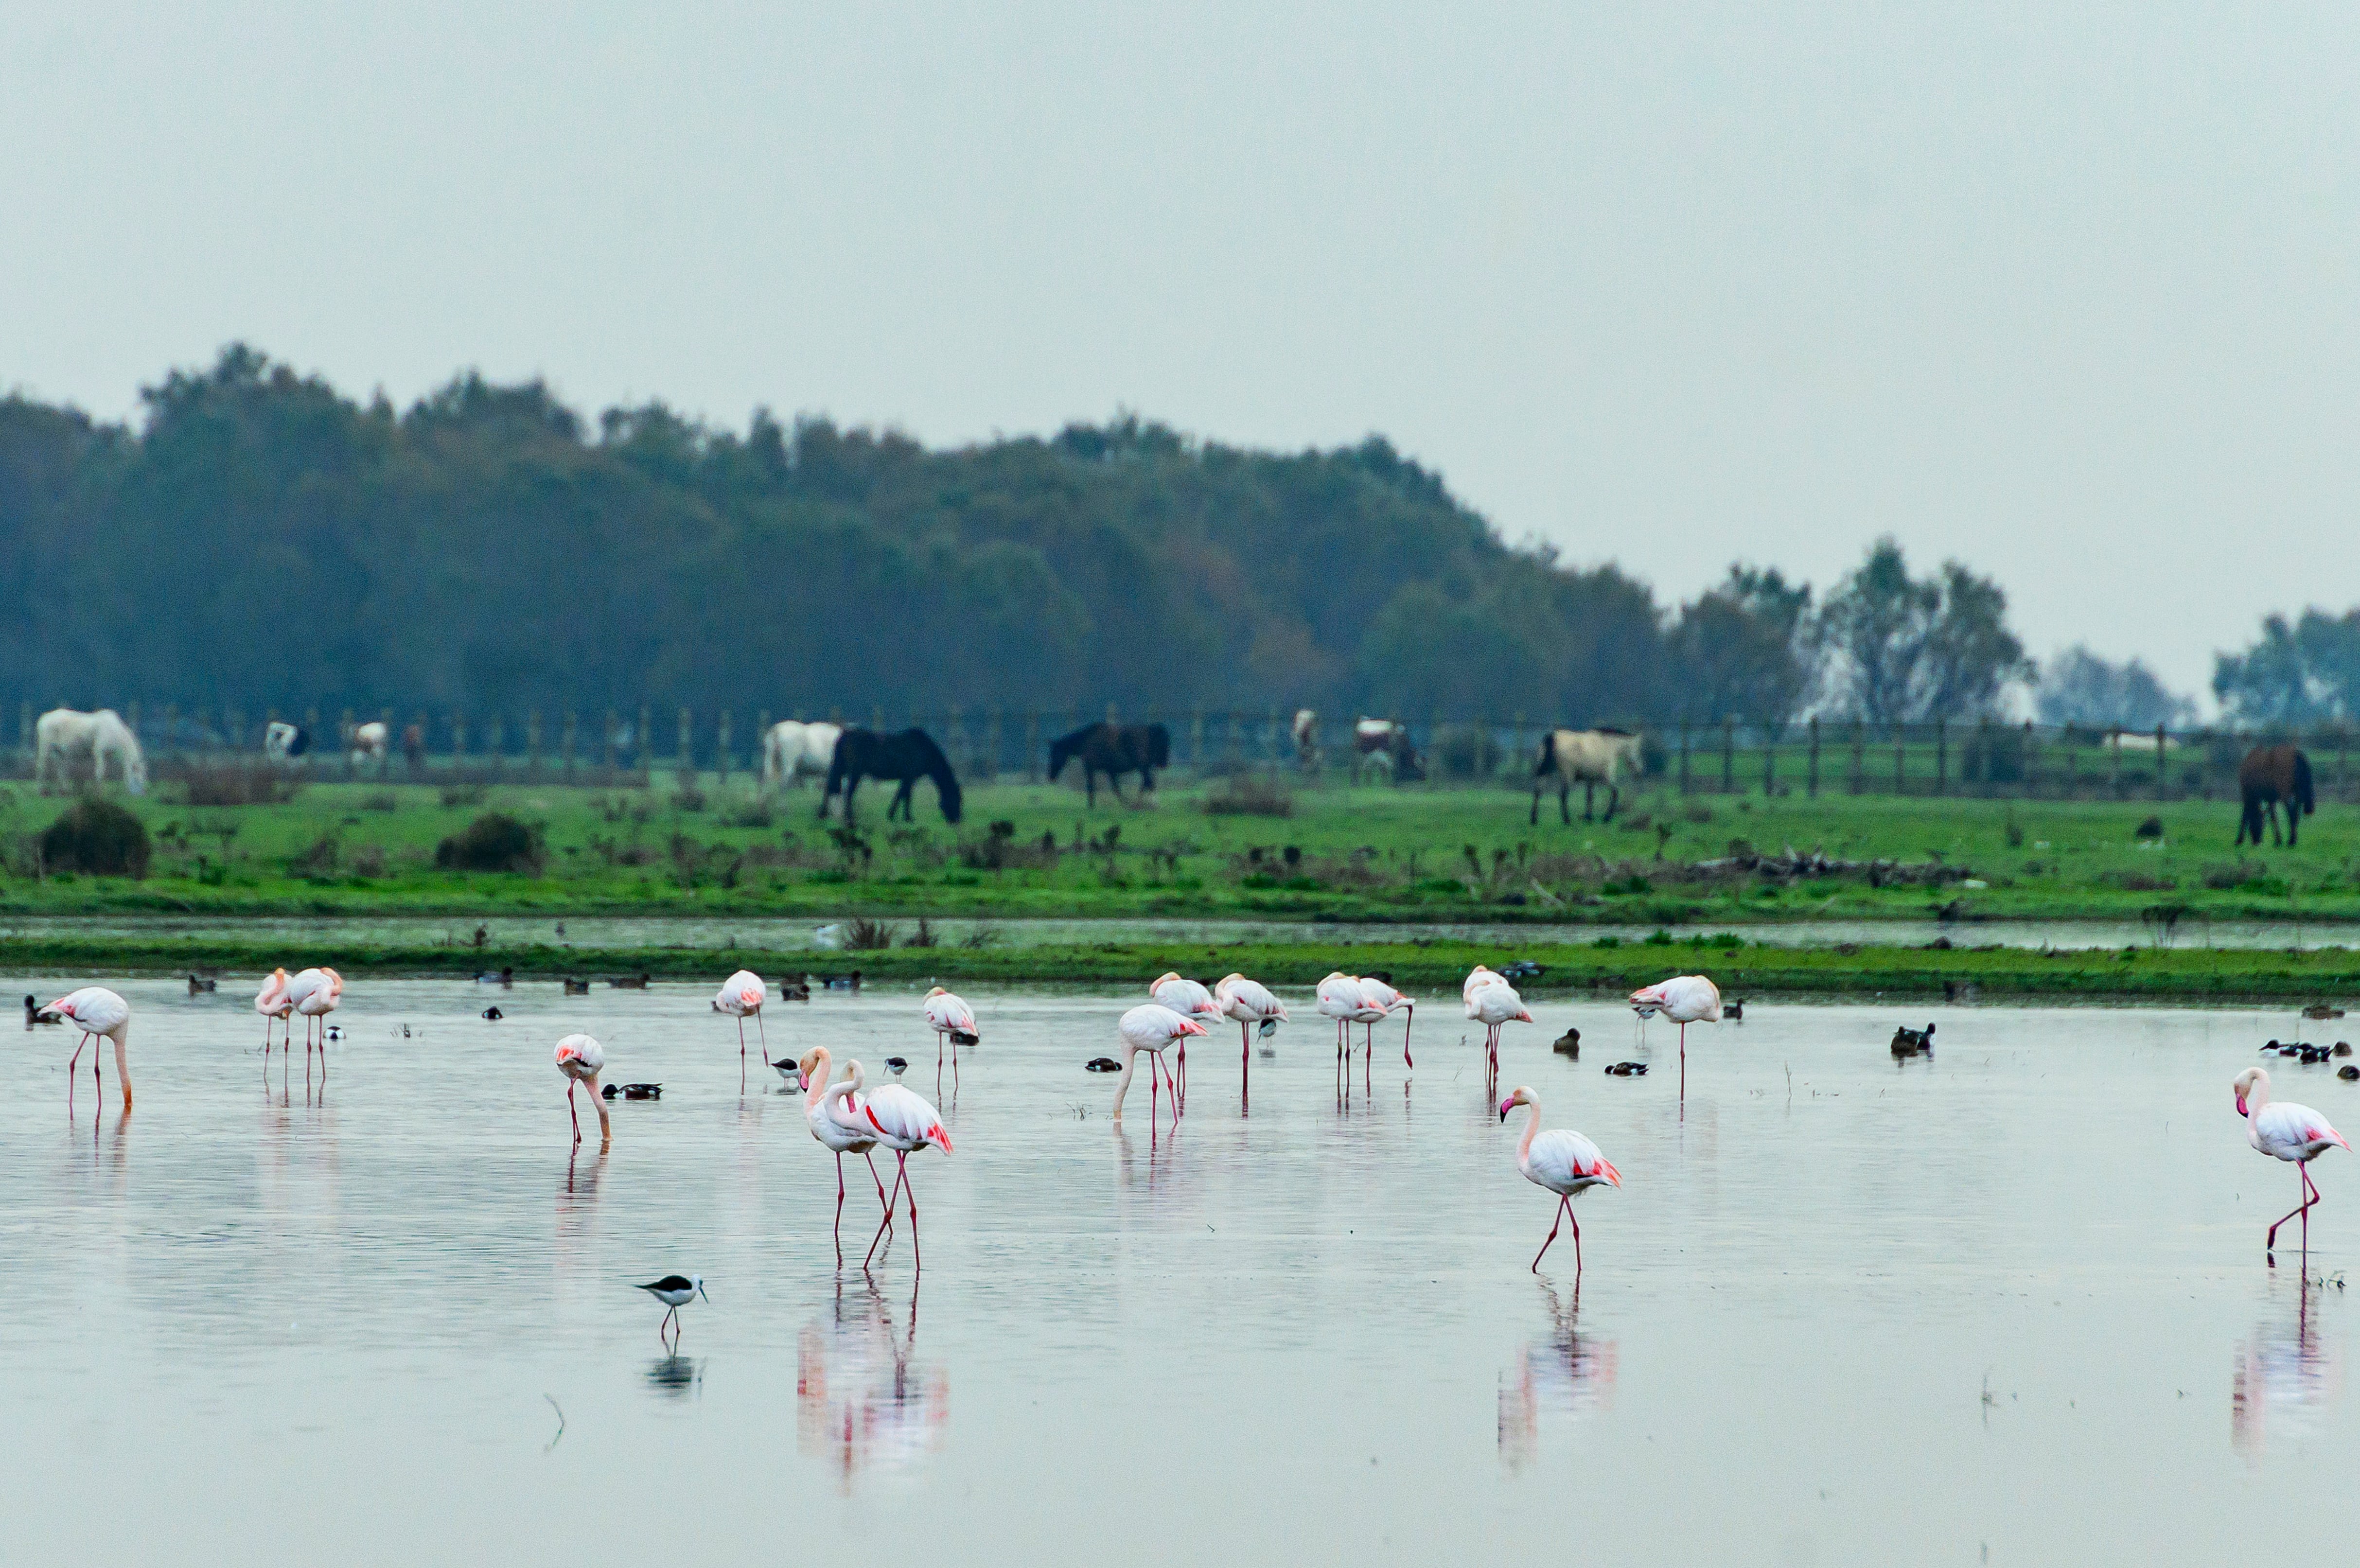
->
xmin=1111 ymin=1003 xmax=1206 ymax=1127
xmin=859 ymin=1084 xmax=953 ymax=1274
xmin=713 ymin=969 xmax=767 ymax=1091
xmin=799 ymin=1046 xmax=898 ymax=1267
xmin=921 ymin=987 xmax=978 ymax=1095
xmin=1150 ymin=973 xmax=1221 ymax=1097
xmin=1358 ymin=976 xmax=1415 ymax=1068
xmin=2236 ymin=1066 xmax=2352 ymax=1267
xmin=1316 ymin=972 xmax=1365 ymax=1064
xmin=254 ymin=968 xmax=294 ymax=1061
xmin=1467 ymin=974 xmax=1533 ymax=1087
xmin=1629 ymin=974 xmax=1721 ymax=1103
xmin=43 ymin=986 xmax=132 ymax=1110
xmin=1499 ymin=1085 xmax=1621 ymax=1279
xmin=1213 ymin=973 xmax=1287 ymax=1101
xmin=555 ymin=1033 xmax=611 ymax=1146
xmin=284 ymin=966 xmax=343 ymax=1074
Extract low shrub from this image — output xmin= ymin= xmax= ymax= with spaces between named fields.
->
xmin=178 ymin=761 xmax=300 ymax=806
xmin=1203 ymin=775 xmax=1294 ymax=817
xmin=435 ymin=812 xmax=544 ymax=873
xmin=41 ymin=798 xmax=151 ymax=877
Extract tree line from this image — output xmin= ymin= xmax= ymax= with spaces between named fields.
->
xmin=0 ymin=344 xmax=2327 ymax=729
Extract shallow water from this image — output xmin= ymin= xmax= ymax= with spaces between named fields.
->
xmin=5 ymin=979 xmax=2358 ymax=1564
xmin=7 ymin=910 xmax=2354 ymax=952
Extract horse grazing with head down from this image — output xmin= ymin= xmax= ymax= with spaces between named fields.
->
xmin=2237 ymin=743 xmax=2315 ymax=847
xmin=1048 ymin=722 xmax=1169 ymax=806
xmin=822 ymin=728 xmax=963 ymax=825
xmin=1532 ymin=727 xmax=1643 ymax=824
xmin=34 ymin=708 xmax=147 ymax=795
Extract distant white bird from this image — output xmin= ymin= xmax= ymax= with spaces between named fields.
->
xmin=43 ymin=986 xmax=132 ymax=1110
xmin=1466 ymin=975 xmax=1532 ymax=1087
xmin=713 ymin=969 xmax=768 ymax=1091
xmin=859 ymin=1083 xmax=953 ymax=1274
xmin=1150 ymin=973 xmax=1221 ymax=1096
xmin=922 ymin=987 xmax=978 ymax=1095
xmin=555 ymin=1033 xmax=611 ymax=1146
xmin=1499 ymin=1085 xmax=1622 ymax=1279
xmin=1213 ymin=973 xmax=1287 ymax=1100
xmin=1629 ymin=974 xmax=1721 ymax=1103
xmin=2236 ymin=1066 xmax=2352 ymax=1266
xmin=1112 ymin=1003 xmax=1206 ymax=1128
xmin=1358 ymin=976 xmax=1414 ymax=1069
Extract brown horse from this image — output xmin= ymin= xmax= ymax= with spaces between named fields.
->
xmin=2237 ymin=744 xmax=2315 ymax=846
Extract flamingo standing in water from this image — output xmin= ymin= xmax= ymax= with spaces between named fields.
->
xmin=1316 ymin=972 xmax=1364 ymax=1063
xmin=1467 ymin=974 xmax=1533 ymax=1088
xmin=2236 ymin=1066 xmax=2351 ymax=1266
xmin=1462 ymin=965 xmax=1501 ymax=1004
xmin=1629 ymin=974 xmax=1721 ymax=1104
xmin=44 ymin=986 xmax=132 ymax=1110
xmin=713 ymin=969 xmax=767 ymax=1090
xmin=921 ymin=987 xmax=978 ymax=1095
xmin=1150 ymin=973 xmax=1221 ymax=1097
xmin=1213 ymin=973 xmax=1286 ymax=1101
xmin=284 ymin=967 xmax=342 ymax=1074
xmin=860 ymin=1082 xmax=953 ymax=1273
xmin=254 ymin=968 xmax=293 ymax=1061
xmin=1499 ymin=1085 xmax=1621 ymax=1279
xmin=1111 ymin=1003 xmax=1205 ymax=1127
xmin=1358 ymin=976 xmax=1415 ymax=1068
xmin=555 ymin=1034 xmax=611 ymax=1146
xmin=799 ymin=1046 xmax=897 ymax=1267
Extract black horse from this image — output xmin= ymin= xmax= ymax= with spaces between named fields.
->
xmin=1049 ymin=722 xmax=1170 ymax=806
xmin=822 ymin=728 xmax=964 ymax=825
xmin=2237 ymin=743 xmax=2315 ymax=846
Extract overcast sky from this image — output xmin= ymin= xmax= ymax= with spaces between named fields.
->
xmin=5 ymin=3 xmax=2356 ymax=704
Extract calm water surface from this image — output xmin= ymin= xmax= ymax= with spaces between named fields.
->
xmin=4 ymin=979 xmax=2356 ymax=1564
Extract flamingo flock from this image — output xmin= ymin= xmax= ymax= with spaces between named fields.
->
xmin=33 ymin=960 xmax=2353 ymax=1294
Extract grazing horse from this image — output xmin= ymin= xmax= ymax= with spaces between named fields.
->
xmin=823 ymin=728 xmax=964 ymax=825
xmin=1532 ymin=728 xmax=1644 ymax=825
xmin=2238 ymin=744 xmax=2315 ymax=847
xmin=761 ymin=720 xmax=843 ymax=793
xmin=34 ymin=708 xmax=147 ymax=795
xmin=264 ymin=721 xmax=311 ymax=764
xmin=1352 ymin=719 xmax=1424 ymax=784
xmin=1048 ymin=722 xmax=1169 ymax=806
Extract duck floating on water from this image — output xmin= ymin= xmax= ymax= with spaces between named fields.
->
xmin=1500 ymin=960 xmax=1544 ymax=983
xmin=482 ymin=1005 xmax=504 ymax=1021
xmin=1723 ymin=998 xmax=1745 ymax=1021
xmin=601 ymin=1082 xmax=662 ymax=1100
xmin=563 ymin=978 xmax=591 ymax=995
xmin=1603 ymin=1061 xmax=1648 ymax=1077
xmin=1552 ymin=1026 xmax=1581 ymax=1059
xmin=777 ymin=978 xmax=811 ymax=1002
xmin=609 ymin=973 xmax=651 ymax=990
xmin=1085 ymin=1057 xmax=1122 ymax=1073
xmin=820 ymin=971 xmax=863 ymax=991
xmin=187 ymin=974 xmax=217 ymax=994
xmin=1890 ymin=1022 xmax=1935 ymax=1057
xmin=2305 ymin=1004 xmax=2347 ymax=1020
xmin=476 ymin=967 xmax=514 ymax=986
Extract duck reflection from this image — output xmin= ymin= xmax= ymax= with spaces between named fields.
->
xmin=797 ymin=1279 xmax=948 ymax=1490
xmin=1498 ymin=1281 xmax=1617 ymax=1471
xmin=2232 ymin=1280 xmax=2342 ymax=1458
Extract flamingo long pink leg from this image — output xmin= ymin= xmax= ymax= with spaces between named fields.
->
xmin=2267 ymin=1163 xmax=2324 ymax=1259
xmin=1532 ymin=1196 xmax=1583 ymax=1278
xmin=865 ymin=1159 xmax=909 ymax=1271
xmin=903 ymin=1155 xmax=922 ymax=1273
xmin=738 ymin=1019 xmax=748 ymax=1092
xmin=1239 ymin=1021 xmax=1252 ymax=1110
xmin=1402 ymin=1007 xmax=1414 ymax=1070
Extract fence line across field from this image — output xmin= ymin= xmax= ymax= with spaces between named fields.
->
xmin=17 ymin=702 xmax=2359 ymax=804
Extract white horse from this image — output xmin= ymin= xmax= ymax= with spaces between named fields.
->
xmin=761 ymin=721 xmax=842 ymax=792
xmin=348 ymin=721 xmax=388 ymax=770
xmin=35 ymin=708 xmax=148 ymax=795
xmin=1532 ymin=727 xmax=1644 ymax=824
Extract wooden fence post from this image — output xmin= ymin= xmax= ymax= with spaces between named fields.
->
xmin=1678 ymin=720 xmax=1691 ymax=794
xmin=1934 ymin=718 xmax=1947 ymax=796
xmin=2110 ymin=726 xmax=2123 ymax=796
xmin=1025 ymin=712 xmax=1041 ymax=783
xmin=563 ymin=712 xmax=578 ymax=778
xmin=2023 ymin=719 xmax=2036 ymax=798
xmin=986 ymin=711 xmax=1004 ymax=782
xmin=1762 ymin=721 xmax=1778 ymax=796
xmin=1850 ymin=720 xmax=1865 ymax=794
xmin=1721 ymin=716 xmax=1735 ymax=794
xmin=527 ymin=712 xmax=543 ymax=778
xmin=451 ymin=713 xmax=467 ymax=770
xmin=1892 ymin=723 xmax=1905 ymax=795
xmin=1806 ymin=717 xmax=1820 ymax=797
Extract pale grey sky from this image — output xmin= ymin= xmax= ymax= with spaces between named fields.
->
xmin=5 ymin=2 xmax=2355 ymax=704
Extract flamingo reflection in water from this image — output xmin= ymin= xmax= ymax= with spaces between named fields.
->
xmin=2232 ymin=1281 xmax=2344 ymax=1459
xmin=798 ymin=1280 xmax=948 ymax=1492
xmin=1497 ymin=1281 xmax=1617 ymax=1472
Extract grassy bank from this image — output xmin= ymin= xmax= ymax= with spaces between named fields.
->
xmin=21 ymin=930 xmax=2360 ymax=1005
xmin=5 ymin=774 xmax=2359 ymax=927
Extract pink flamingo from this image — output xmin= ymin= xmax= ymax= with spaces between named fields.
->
xmin=1213 ymin=973 xmax=1286 ymax=1101
xmin=555 ymin=1034 xmax=612 ymax=1146
xmin=44 ymin=986 xmax=132 ymax=1110
xmin=1358 ymin=976 xmax=1415 ymax=1068
xmin=254 ymin=968 xmax=293 ymax=1061
xmin=713 ymin=969 xmax=767 ymax=1091
xmin=1499 ymin=1085 xmax=1621 ymax=1279
xmin=1111 ymin=1003 xmax=1206 ymax=1128
xmin=1149 ymin=973 xmax=1221 ymax=1097
xmin=1316 ymin=972 xmax=1364 ymax=1064
xmin=921 ymin=987 xmax=978 ymax=1095
xmin=2236 ymin=1066 xmax=2351 ymax=1267
xmin=800 ymin=1045 xmax=897 ymax=1267
xmin=284 ymin=966 xmax=342 ymax=1073
xmin=1462 ymin=966 xmax=1501 ymax=1004
xmin=1629 ymin=974 xmax=1721 ymax=1104
xmin=860 ymin=1083 xmax=953 ymax=1274
xmin=1466 ymin=974 xmax=1533 ymax=1088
